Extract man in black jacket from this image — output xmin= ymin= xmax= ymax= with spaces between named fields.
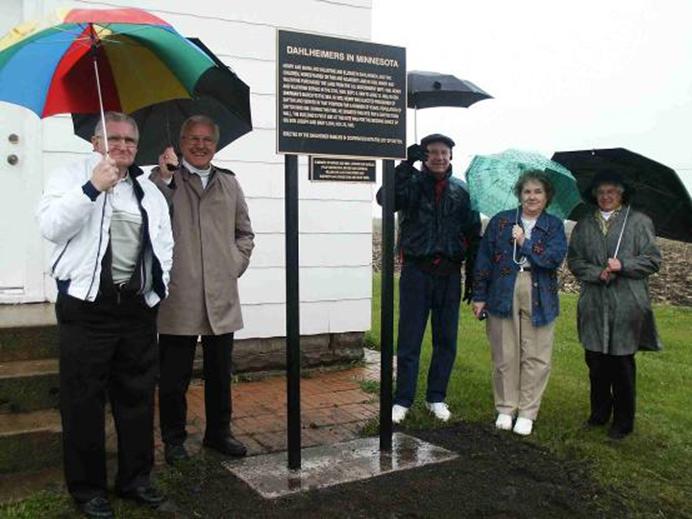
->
xmin=377 ymin=134 xmax=481 ymax=424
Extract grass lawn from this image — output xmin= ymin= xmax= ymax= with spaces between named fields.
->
xmin=2 ymin=276 xmax=688 ymax=518
xmin=365 ymin=273 xmax=692 ymax=518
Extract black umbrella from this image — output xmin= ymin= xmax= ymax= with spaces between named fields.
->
xmin=552 ymin=148 xmax=692 ymax=243
xmin=407 ymin=70 xmax=493 ymax=109
xmin=73 ymin=37 xmax=252 ymax=165
xmin=407 ymin=70 xmax=492 ymax=141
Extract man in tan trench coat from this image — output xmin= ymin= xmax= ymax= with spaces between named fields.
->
xmin=151 ymin=115 xmax=254 ymax=463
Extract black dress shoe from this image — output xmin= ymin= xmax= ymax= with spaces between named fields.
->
xmin=79 ymin=496 xmax=114 ymax=518
xmin=117 ymin=485 xmax=166 ymax=508
xmin=607 ymin=427 xmax=632 ymax=440
xmin=164 ymin=442 xmax=189 ymax=465
xmin=203 ymin=435 xmax=248 ymax=457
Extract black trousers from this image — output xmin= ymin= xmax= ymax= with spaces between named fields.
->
xmin=584 ymin=350 xmax=636 ymax=432
xmin=158 ymin=333 xmax=234 ymax=445
xmin=56 ymin=292 xmax=158 ymax=503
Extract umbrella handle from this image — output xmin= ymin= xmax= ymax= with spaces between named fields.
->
xmin=89 ymin=26 xmax=114 ymax=195
xmin=512 ymin=239 xmax=528 ymax=268
xmin=89 ymin=24 xmax=109 ymax=157
xmin=512 ymin=206 xmax=528 ymax=269
xmin=93 ymin=58 xmax=109 ymax=155
xmin=613 ymin=205 xmax=631 ymax=259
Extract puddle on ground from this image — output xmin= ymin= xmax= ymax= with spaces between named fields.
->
xmin=222 ymin=432 xmax=458 ymax=499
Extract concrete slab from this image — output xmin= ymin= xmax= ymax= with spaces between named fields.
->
xmin=222 ymin=432 xmax=457 ymax=499
xmin=0 ymin=303 xmax=56 ymax=328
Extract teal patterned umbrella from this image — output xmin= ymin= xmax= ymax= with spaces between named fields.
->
xmin=464 ymin=149 xmax=581 ymax=219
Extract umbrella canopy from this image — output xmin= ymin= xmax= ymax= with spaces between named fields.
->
xmin=407 ymin=70 xmax=492 ymax=109
xmin=552 ymin=148 xmax=692 ymax=243
xmin=73 ymin=37 xmax=253 ymax=165
xmin=465 ymin=149 xmax=581 ymax=220
xmin=0 ymin=7 xmax=217 ymax=118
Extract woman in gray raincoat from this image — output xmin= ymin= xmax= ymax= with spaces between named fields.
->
xmin=567 ymin=171 xmax=661 ymax=440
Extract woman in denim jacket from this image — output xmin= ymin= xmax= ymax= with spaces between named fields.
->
xmin=472 ymin=170 xmax=567 ymax=436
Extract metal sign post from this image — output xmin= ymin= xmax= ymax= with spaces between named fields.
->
xmin=379 ymin=159 xmax=395 ymax=451
xmin=285 ymin=154 xmax=301 ymax=470
xmin=277 ymin=29 xmax=406 ymax=470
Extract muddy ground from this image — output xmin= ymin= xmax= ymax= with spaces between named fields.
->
xmin=162 ymin=422 xmax=629 ymax=518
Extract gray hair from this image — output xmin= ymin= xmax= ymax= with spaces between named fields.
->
xmin=179 ymin=115 xmax=220 ymax=143
xmin=93 ymin=111 xmax=139 ymax=140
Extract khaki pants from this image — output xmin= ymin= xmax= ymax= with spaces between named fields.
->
xmin=486 ymin=272 xmax=555 ymax=420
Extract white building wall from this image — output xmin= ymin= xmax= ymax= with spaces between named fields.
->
xmin=16 ymin=0 xmax=374 ymax=338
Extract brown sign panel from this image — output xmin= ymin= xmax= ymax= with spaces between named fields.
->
xmin=277 ymin=29 xmax=406 ymax=160
xmin=309 ymin=156 xmax=376 ymax=183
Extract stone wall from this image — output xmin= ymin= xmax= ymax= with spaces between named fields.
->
xmin=559 ymin=238 xmax=691 ymax=306
xmin=373 ymin=221 xmax=691 ymax=307
xmin=230 ymin=332 xmax=365 ymax=378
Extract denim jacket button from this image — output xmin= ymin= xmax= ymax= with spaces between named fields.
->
xmin=533 ymin=282 xmax=538 ymax=287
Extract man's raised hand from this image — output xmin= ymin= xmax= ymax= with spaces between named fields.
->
xmin=90 ymin=157 xmax=120 ymax=192
xmin=158 ymin=146 xmax=179 ymax=180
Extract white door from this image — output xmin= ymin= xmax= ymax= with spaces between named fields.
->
xmin=0 ymin=1 xmax=46 ymax=302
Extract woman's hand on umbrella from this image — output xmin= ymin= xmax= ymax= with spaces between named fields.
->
xmin=599 ymin=258 xmax=622 ymax=284
xmin=91 ymin=157 xmax=120 ymax=192
xmin=512 ymin=225 xmax=525 ymax=246
xmin=607 ymin=258 xmax=622 ymax=272
xmin=158 ymin=146 xmax=178 ymax=180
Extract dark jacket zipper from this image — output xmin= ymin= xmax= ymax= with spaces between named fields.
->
xmin=50 ymin=238 xmax=73 ymax=275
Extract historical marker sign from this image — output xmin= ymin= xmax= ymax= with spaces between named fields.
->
xmin=309 ymin=157 xmax=376 ymax=183
xmin=277 ymin=30 xmax=406 ymax=159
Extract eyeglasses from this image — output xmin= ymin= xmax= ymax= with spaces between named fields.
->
xmin=183 ymin=135 xmax=216 ymax=145
xmin=98 ymin=135 xmax=138 ymax=148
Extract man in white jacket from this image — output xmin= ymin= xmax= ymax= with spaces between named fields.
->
xmin=37 ymin=112 xmax=173 ymax=519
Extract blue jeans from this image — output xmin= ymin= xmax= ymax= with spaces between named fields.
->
xmin=394 ymin=263 xmax=461 ymax=407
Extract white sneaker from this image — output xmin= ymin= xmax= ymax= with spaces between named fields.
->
xmin=425 ymin=402 xmax=451 ymax=422
xmin=513 ymin=417 xmax=533 ymax=436
xmin=392 ymin=404 xmax=409 ymax=424
xmin=495 ymin=413 xmax=513 ymax=431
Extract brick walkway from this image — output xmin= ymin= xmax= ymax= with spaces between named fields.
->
xmin=153 ymin=350 xmax=381 ymax=463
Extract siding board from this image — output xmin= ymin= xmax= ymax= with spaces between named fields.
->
xmin=31 ymin=0 xmax=375 ymax=337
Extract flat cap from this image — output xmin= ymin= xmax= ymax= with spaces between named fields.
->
xmin=420 ymin=133 xmax=455 ymax=149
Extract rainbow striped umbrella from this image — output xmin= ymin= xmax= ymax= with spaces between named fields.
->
xmin=0 ymin=7 xmax=216 ymax=119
